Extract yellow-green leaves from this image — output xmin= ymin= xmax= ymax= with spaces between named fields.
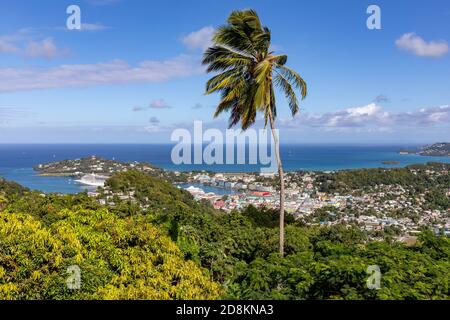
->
xmin=0 ymin=210 xmax=221 ymax=300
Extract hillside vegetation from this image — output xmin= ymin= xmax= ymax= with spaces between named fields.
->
xmin=0 ymin=170 xmax=449 ymax=300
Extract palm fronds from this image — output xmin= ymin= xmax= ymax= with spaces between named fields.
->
xmin=202 ymin=9 xmax=307 ymax=130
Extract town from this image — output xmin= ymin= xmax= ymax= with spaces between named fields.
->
xmin=173 ymin=167 xmax=450 ymax=241
xmin=45 ymin=157 xmax=448 ymax=243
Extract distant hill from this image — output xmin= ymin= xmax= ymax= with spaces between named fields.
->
xmin=418 ymin=143 xmax=450 ymax=157
xmin=0 ymin=178 xmax=28 ymax=196
xmin=399 ymin=143 xmax=450 ymax=157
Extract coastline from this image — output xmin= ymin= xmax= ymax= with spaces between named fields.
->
xmin=37 ymin=173 xmax=77 ymax=177
xmin=1 ymin=144 xmax=449 ymax=194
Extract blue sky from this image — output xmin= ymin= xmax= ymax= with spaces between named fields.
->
xmin=0 ymin=0 xmax=449 ymax=143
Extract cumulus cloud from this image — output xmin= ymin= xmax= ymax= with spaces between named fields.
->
xmin=1 ymin=29 xmax=68 ymax=59
xmin=280 ymin=103 xmax=450 ymax=131
xmin=178 ymin=104 xmax=450 ymax=133
xmin=393 ymin=105 xmax=450 ymax=126
xmin=149 ymin=99 xmax=172 ymax=109
xmin=395 ymin=33 xmax=449 ymax=58
xmin=0 ymin=55 xmax=202 ymax=92
xmin=304 ymin=103 xmax=389 ymax=128
xmin=24 ymin=38 xmax=67 ymax=59
xmin=181 ymin=26 xmax=215 ymax=50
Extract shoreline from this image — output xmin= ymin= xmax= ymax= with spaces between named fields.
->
xmin=16 ymin=158 xmax=450 ymax=177
xmin=37 ymin=173 xmax=78 ymax=177
xmin=1 ymin=144 xmax=449 ymax=194
xmin=33 ymin=156 xmax=450 ymax=177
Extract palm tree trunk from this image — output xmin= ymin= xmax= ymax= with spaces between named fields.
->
xmin=268 ymin=111 xmax=285 ymax=257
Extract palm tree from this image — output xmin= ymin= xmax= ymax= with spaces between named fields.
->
xmin=202 ymin=9 xmax=307 ymax=256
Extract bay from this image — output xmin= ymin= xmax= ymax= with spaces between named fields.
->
xmin=0 ymin=144 xmax=448 ymax=194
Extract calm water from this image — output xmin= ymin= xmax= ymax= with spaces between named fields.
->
xmin=0 ymin=144 xmax=448 ymax=194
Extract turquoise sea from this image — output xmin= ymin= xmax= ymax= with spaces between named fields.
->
xmin=0 ymin=144 xmax=448 ymax=194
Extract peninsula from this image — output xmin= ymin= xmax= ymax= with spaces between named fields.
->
xmin=399 ymin=143 xmax=450 ymax=157
xmin=33 ymin=155 xmax=157 ymax=177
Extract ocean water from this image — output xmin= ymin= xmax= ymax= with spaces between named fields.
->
xmin=0 ymin=144 xmax=448 ymax=194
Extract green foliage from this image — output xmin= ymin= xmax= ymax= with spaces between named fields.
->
xmin=105 ymin=170 xmax=216 ymax=219
xmin=1 ymin=170 xmax=449 ymax=300
xmin=224 ymin=226 xmax=450 ymax=300
xmin=0 ymin=208 xmax=220 ymax=300
xmin=202 ymin=9 xmax=307 ymax=129
xmin=424 ymin=188 xmax=450 ymax=210
xmin=0 ymin=178 xmax=27 ymax=196
xmin=317 ymin=163 xmax=450 ymax=195
xmin=317 ymin=163 xmax=450 ymax=211
xmin=241 ymin=205 xmax=295 ymax=228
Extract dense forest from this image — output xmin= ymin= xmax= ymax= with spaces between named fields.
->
xmin=317 ymin=163 xmax=450 ymax=193
xmin=0 ymin=169 xmax=449 ymax=300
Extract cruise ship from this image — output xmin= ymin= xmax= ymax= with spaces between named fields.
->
xmin=75 ymin=174 xmax=108 ymax=187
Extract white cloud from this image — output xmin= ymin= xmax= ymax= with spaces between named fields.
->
xmin=1 ymin=30 xmax=67 ymax=59
xmin=394 ymin=105 xmax=450 ymax=125
xmin=281 ymin=103 xmax=450 ymax=130
xmin=299 ymin=103 xmax=389 ymax=128
xmin=395 ymin=33 xmax=449 ymax=58
xmin=0 ymin=55 xmax=202 ymax=92
xmin=25 ymin=38 xmax=66 ymax=59
xmin=0 ymin=40 xmax=20 ymax=53
xmin=149 ymin=99 xmax=172 ymax=109
xmin=0 ymin=29 xmax=32 ymax=54
xmin=181 ymin=26 xmax=215 ymax=50
xmin=132 ymin=100 xmax=176 ymax=112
